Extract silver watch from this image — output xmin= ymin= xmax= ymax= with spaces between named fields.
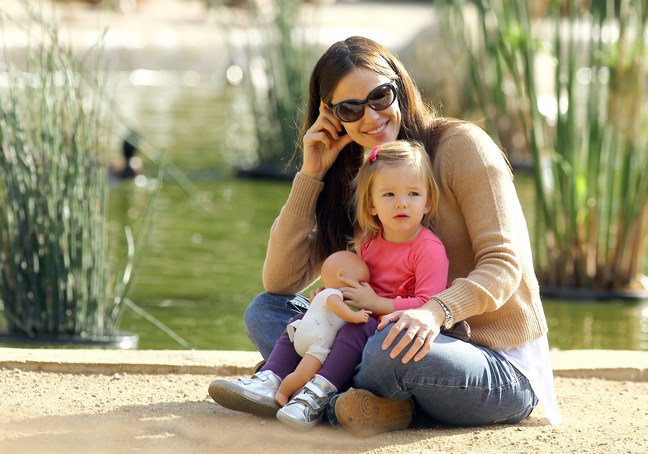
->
xmin=432 ymin=297 xmax=454 ymax=330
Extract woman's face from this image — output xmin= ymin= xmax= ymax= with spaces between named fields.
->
xmin=329 ymin=67 xmax=401 ymax=150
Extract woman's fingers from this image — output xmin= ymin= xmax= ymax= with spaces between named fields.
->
xmin=319 ymin=99 xmax=343 ymax=134
xmin=403 ymin=331 xmax=432 ymax=363
xmin=380 ymin=310 xmax=438 ymax=363
xmin=387 ymin=325 xmax=422 ymax=361
xmin=380 ymin=313 xmax=406 ymax=350
xmin=412 ymin=334 xmax=432 ymax=362
xmin=307 ymin=101 xmax=341 ymax=139
xmin=302 ymin=109 xmax=352 ymax=179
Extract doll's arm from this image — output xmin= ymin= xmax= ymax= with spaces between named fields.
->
xmin=326 ymin=294 xmax=371 ymax=323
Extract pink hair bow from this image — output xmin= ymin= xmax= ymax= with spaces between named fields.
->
xmin=368 ymin=146 xmax=380 ymax=164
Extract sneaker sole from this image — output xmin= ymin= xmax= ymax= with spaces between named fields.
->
xmin=276 ymin=407 xmax=322 ymax=431
xmin=334 ymin=389 xmax=414 ymax=437
xmin=208 ymin=379 xmax=279 ymax=418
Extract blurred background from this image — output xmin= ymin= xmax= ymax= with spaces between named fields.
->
xmin=1 ymin=0 xmax=646 ymax=351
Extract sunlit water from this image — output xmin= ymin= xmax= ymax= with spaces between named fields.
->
xmin=54 ymin=72 xmax=648 ymax=351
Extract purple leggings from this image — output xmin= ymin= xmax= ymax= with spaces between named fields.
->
xmin=261 ymin=313 xmax=379 ymax=390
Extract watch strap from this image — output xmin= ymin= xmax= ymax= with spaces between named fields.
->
xmin=431 ymin=296 xmax=454 ymax=330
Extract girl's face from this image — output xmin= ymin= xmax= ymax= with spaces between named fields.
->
xmin=329 ymin=67 xmax=401 ymax=149
xmin=369 ymin=163 xmax=431 ymax=243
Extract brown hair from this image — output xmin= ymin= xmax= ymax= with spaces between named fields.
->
xmin=295 ymin=36 xmax=463 ymax=261
xmin=351 ymin=140 xmax=439 ymax=248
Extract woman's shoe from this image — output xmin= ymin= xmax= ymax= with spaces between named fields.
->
xmin=208 ymin=370 xmax=281 ymax=418
xmin=276 ymin=375 xmax=336 ymax=430
xmin=333 ymin=389 xmax=414 ymax=437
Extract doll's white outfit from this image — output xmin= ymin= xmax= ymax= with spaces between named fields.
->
xmin=286 ymin=288 xmax=345 ymax=363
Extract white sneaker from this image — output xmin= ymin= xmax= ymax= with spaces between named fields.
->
xmin=208 ymin=370 xmax=281 ymax=418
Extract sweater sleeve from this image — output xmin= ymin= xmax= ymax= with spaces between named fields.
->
xmin=262 ymin=172 xmax=325 ymax=294
xmin=433 ymin=124 xmax=524 ymax=322
xmin=393 ymin=234 xmax=449 ymax=311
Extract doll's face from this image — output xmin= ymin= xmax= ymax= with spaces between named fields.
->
xmin=320 ymin=251 xmax=370 ymax=288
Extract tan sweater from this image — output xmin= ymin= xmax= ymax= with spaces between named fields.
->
xmin=262 ymin=123 xmax=548 ymax=349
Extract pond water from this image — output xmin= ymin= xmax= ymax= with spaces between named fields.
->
xmin=108 ymin=72 xmax=648 ymax=352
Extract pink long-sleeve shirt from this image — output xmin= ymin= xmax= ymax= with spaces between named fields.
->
xmin=359 ymin=227 xmax=449 ymax=311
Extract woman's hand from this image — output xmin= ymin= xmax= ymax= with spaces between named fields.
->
xmin=340 ymin=276 xmax=393 ymax=315
xmin=377 ymin=301 xmax=446 ymax=364
xmin=301 ymin=101 xmax=354 ymax=180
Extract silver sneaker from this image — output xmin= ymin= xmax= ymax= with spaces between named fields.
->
xmin=276 ymin=375 xmax=337 ymax=430
xmin=208 ymin=370 xmax=281 ymax=418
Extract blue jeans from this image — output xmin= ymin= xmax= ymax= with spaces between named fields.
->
xmin=354 ymin=328 xmax=537 ymax=426
xmin=244 ymin=292 xmax=310 ymax=359
xmin=245 ymin=292 xmax=537 ymax=426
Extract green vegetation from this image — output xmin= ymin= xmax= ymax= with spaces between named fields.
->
xmin=0 ymin=5 xmax=150 ymax=340
xmin=442 ymin=0 xmax=648 ymax=296
xmin=210 ymin=0 xmax=313 ymax=178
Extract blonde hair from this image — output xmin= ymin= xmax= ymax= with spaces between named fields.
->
xmin=351 ymin=140 xmax=439 ymax=249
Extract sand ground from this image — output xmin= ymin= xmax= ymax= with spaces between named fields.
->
xmin=0 ymin=348 xmax=647 ymax=453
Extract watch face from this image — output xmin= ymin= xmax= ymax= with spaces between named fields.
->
xmin=442 ymin=309 xmax=453 ymax=329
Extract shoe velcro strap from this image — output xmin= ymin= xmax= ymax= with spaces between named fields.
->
xmin=292 ymin=383 xmax=327 ymax=411
xmin=303 ymin=381 xmax=327 ymax=399
xmin=292 ymin=393 xmax=320 ymax=411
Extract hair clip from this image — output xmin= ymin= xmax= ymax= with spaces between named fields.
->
xmin=368 ymin=146 xmax=380 ymax=164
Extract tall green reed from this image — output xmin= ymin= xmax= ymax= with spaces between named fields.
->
xmin=0 ymin=4 xmax=145 ymax=338
xmin=440 ymin=0 xmax=647 ymax=295
xmin=210 ymin=0 xmax=313 ymax=178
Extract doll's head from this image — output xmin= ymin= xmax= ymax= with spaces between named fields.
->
xmin=320 ymin=251 xmax=370 ymax=289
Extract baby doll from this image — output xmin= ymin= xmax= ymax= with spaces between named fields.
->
xmin=275 ymin=250 xmax=372 ymax=405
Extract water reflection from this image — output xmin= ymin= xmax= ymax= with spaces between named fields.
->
xmin=107 ymin=71 xmax=647 ymax=351
xmin=110 ymin=179 xmax=288 ymax=350
xmin=544 ymin=299 xmax=648 ymax=351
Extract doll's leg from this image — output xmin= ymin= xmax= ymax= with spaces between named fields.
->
xmin=261 ymin=314 xmax=305 ymax=378
xmin=275 ymin=354 xmax=322 ymax=406
xmin=244 ymin=292 xmax=309 ymax=359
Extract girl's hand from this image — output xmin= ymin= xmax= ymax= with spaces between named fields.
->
xmin=339 ymin=276 xmax=389 ymax=314
xmin=301 ymin=101 xmax=354 ymax=180
xmin=377 ymin=302 xmax=445 ymax=364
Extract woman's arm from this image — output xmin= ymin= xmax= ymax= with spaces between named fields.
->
xmin=263 ymin=102 xmax=354 ymax=294
xmin=262 ymin=173 xmax=324 ymax=294
xmin=432 ymin=123 xmax=525 ymax=322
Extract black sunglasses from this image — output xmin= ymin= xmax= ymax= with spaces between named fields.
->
xmin=328 ymin=82 xmax=397 ymax=123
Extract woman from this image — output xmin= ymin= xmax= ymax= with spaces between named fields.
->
xmin=243 ymin=36 xmax=561 ymax=435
